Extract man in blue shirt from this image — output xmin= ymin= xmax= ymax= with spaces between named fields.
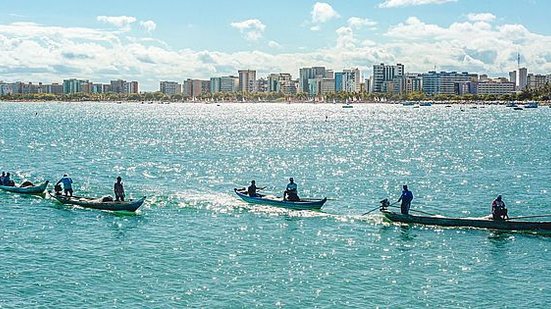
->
xmin=56 ymin=174 xmax=73 ymax=197
xmin=397 ymin=185 xmax=414 ymax=215
xmin=284 ymin=177 xmax=299 ymax=201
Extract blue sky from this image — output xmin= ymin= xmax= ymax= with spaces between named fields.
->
xmin=1 ymin=0 xmax=550 ymax=90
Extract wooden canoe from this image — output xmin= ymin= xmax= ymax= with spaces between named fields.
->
xmin=49 ymin=192 xmax=146 ymax=212
xmin=0 ymin=181 xmax=49 ymax=195
xmin=381 ymin=210 xmax=551 ymax=232
xmin=234 ymin=188 xmax=326 ymax=210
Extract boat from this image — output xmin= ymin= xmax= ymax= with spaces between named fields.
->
xmin=0 ymin=181 xmax=49 ymax=195
xmin=513 ymin=107 xmax=524 ymax=111
xmin=342 ymin=104 xmax=353 ymax=109
xmin=377 ymin=200 xmax=551 ymax=232
xmin=49 ymin=192 xmax=146 ymax=212
xmin=234 ymin=188 xmax=327 ymax=210
xmin=505 ymin=102 xmax=518 ymax=108
xmin=524 ymin=101 xmax=538 ymax=108
xmin=419 ymin=101 xmax=432 ymax=107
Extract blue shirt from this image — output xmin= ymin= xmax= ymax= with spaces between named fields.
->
xmin=59 ymin=177 xmax=73 ymax=189
xmin=286 ymin=182 xmax=297 ymax=193
xmin=401 ymin=190 xmax=413 ymax=202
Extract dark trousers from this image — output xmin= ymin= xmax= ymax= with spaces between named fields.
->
xmin=401 ymin=200 xmax=411 ymax=214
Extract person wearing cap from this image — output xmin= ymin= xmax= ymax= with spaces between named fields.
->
xmin=491 ymin=195 xmax=508 ymax=220
xmin=284 ymin=177 xmax=299 ymax=201
xmin=397 ymin=185 xmax=414 ymax=215
xmin=247 ymin=180 xmax=265 ymax=197
xmin=114 ymin=176 xmax=125 ymax=202
xmin=56 ymin=174 xmax=73 ymax=196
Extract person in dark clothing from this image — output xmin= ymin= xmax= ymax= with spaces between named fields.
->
xmin=491 ymin=195 xmax=509 ymax=220
xmin=247 ymin=180 xmax=265 ymax=197
xmin=397 ymin=185 xmax=414 ymax=215
xmin=284 ymin=178 xmax=299 ymax=201
xmin=114 ymin=176 xmax=125 ymax=202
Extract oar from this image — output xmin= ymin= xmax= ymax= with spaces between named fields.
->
xmin=387 ymin=205 xmax=436 ymax=216
xmin=362 ymin=201 xmax=398 ymax=216
xmin=507 ymin=214 xmax=551 ymax=221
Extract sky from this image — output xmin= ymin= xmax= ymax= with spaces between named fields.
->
xmin=1 ymin=0 xmax=550 ymax=91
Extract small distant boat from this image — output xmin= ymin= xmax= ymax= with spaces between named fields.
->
xmin=381 ymin=210 xmax=551 ymax=232
xmin=49 ymin=192 xmax=146 ymax=212
xmin=513 ymin=107 xmax=524 ymax=111
xmin=524 ymin=102 xmax=538 ymax=108
xmin=0 ymin=181 xmax=49 ymax=195
xmin=402 ymin=101 xmax=414 ymax=106
xmin=445 ymin=105 xmax=452 ymax=108
xmin=505 ymin=102 xmax=518 ymax=108
xmin=413 ymin=104 xmax=420 ymax=109
xmin=342 ymin=104 xmax=353 ymax=109
xmin=419 ymin=102 xmax=432 ymax=107
xmin=234 ymin=188 xmax=326 ymax=210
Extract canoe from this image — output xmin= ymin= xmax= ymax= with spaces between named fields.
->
xmin=0 ymin=181 xmax=49 ymax=195
xmin=234 ymin=188 xmax=327 ymax=210
xmin=381 ymin=210 xmax=551 ymax=232
xmin=49 ymin=192 xmax=146 ymax=212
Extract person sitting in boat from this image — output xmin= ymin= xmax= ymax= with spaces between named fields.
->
xmin=397 ymin=185 xmax=413 ymax=215
xmin=114 ymin=176 xmax=125 ymax=202
xmin=0 ymin=172 xmax=5 ymax=185
xmin=3 ymin=172 xmax=14 ymax=186
xmin=491 ymin=195 xmax=509 ymax=220
xmin=56 ymin=174 xmax=73 ymax=197
xmin=284 ymin=177 xmax=300 ymax=201
xmin=247 ymin=180 xmax=265 ymax=197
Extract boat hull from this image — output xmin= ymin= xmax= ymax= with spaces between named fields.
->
xmin=49 ymin=193 xmax=146 ymax=212
xmin=0 ymin=181 xmax=49 ymax=194
xmin=234 ymin=189 xmax=326 ymax=210
xmin=382 ymin=211 xmax=551 ymax=231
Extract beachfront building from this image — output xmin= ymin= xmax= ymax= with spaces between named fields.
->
xmin=335 ymin=68 xmax=362 ymax=93
xmin=183 ymin=79 xmax=210 ymax=98
xmin=509 ymin=71 xmax=517 ymax=88
xmin=518 ymin=67 xmax=528 ymax=90
xmin=267 ymin=73 xmax=296 ymax=94
xmin=422 ymin=71 xmax=478 ymax=95
xmin=527 ymin=74 xmax=548 ymax=90
xmin=160 ymin=81 xmax=182 ymax=95
xmin=256 ymin=78 xmax=268 ymax=93
xmin=210 ymin=76 xmax=239 ymax=93
xmin=238 ymin=70 xmax=256 ymax=93
xmin=298 ymin=67 xmax=328 ymax=94
xmin=63 ymin=79 xmax=89 ymax=94
xmin=477 ymin=81 xmax=516 ymax=95
xmin=372 ymin=63 xmax=404 ymax=93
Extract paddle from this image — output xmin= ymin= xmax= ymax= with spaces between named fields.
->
xmin=507 ymin=214 xmax=551 ymax=221
xmin=362 ymin=201 xmax=398 ymax=216
xmin=386 ymin=205 xmax=436 ymax=216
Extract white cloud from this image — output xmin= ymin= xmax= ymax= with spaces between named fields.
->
xmin=268 ymin=41 xmax=282 ymax=49
xmin=2 ymin=15 xmax=551 ymax=91
xmin=96 ymin=15 xmax=137 ymax=30
xmin=230 ymin=19 xmax=266 ymax=41
xmin=467 ymin=13 xmax=496 ymax=22
xmin=140 ymin=20 xmax=157 ymax=33
xmin=347 ymin=17 xmax=377 ymax=29
xmin=379 ymin=0 xmax=457 ymax=8
xmin=310 ymin=2 xmax=339 ymax=30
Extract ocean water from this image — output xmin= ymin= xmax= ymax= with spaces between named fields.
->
xmin=1 ymin=102 xmax=550 ymax=308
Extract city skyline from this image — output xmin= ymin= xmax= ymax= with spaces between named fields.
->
xmin=1 ymin=0 xmax=550 ymax=91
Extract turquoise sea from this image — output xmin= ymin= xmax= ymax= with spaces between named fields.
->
xmin=1 ymin=102 xmax=550 ymax=307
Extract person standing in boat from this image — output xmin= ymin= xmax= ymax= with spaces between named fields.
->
xmin=284 ymin=177 xmax=300 ymax=201
xmin=247 ymin=180 xmax=265 ymax=197
xmin=56 ymin=174 xmax=73 ymax=197
xmin=397 ymin=185 xmax=413 ymax=215
xmin=114 ymin=176 xmax=125 ymax=202
xmin=491 ymin=195 xmax=509 ymax=220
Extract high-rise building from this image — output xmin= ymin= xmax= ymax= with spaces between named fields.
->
xmin=518 ymin=67 xmax=528 ymax=90
xmin=509 ymin=71 xmax=517 ymax=88
xmin=267 ymin=73 xmax=294 ymax=93
xmin=299 ymin=67 xmax=327 ymax=94
xmin=527 ymin=73 xmax=547 ymax=90
xmin=210 ymin=76 xmax=239 ymax=93
xmin=238 ymin=70 xmax=256 ymax=93
xmin=372 ymin=63 xmax=404 ymax=93
xmin=160 ymin=81 xmax=182 ymax=95
xmin=126 ymin=81 xmax=139 ymax=94
xmin=110 ymin=80 xmax=126 ymax=93
xmin=63 ymin=79 xmax=89 ymax=94
xmin=422 ymin=71 xmax=478 ymax=95
xmin=335 ymin=68 xmax=361 ymax=93
xmin=183 ymin=79 xmax=209 ymax=97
